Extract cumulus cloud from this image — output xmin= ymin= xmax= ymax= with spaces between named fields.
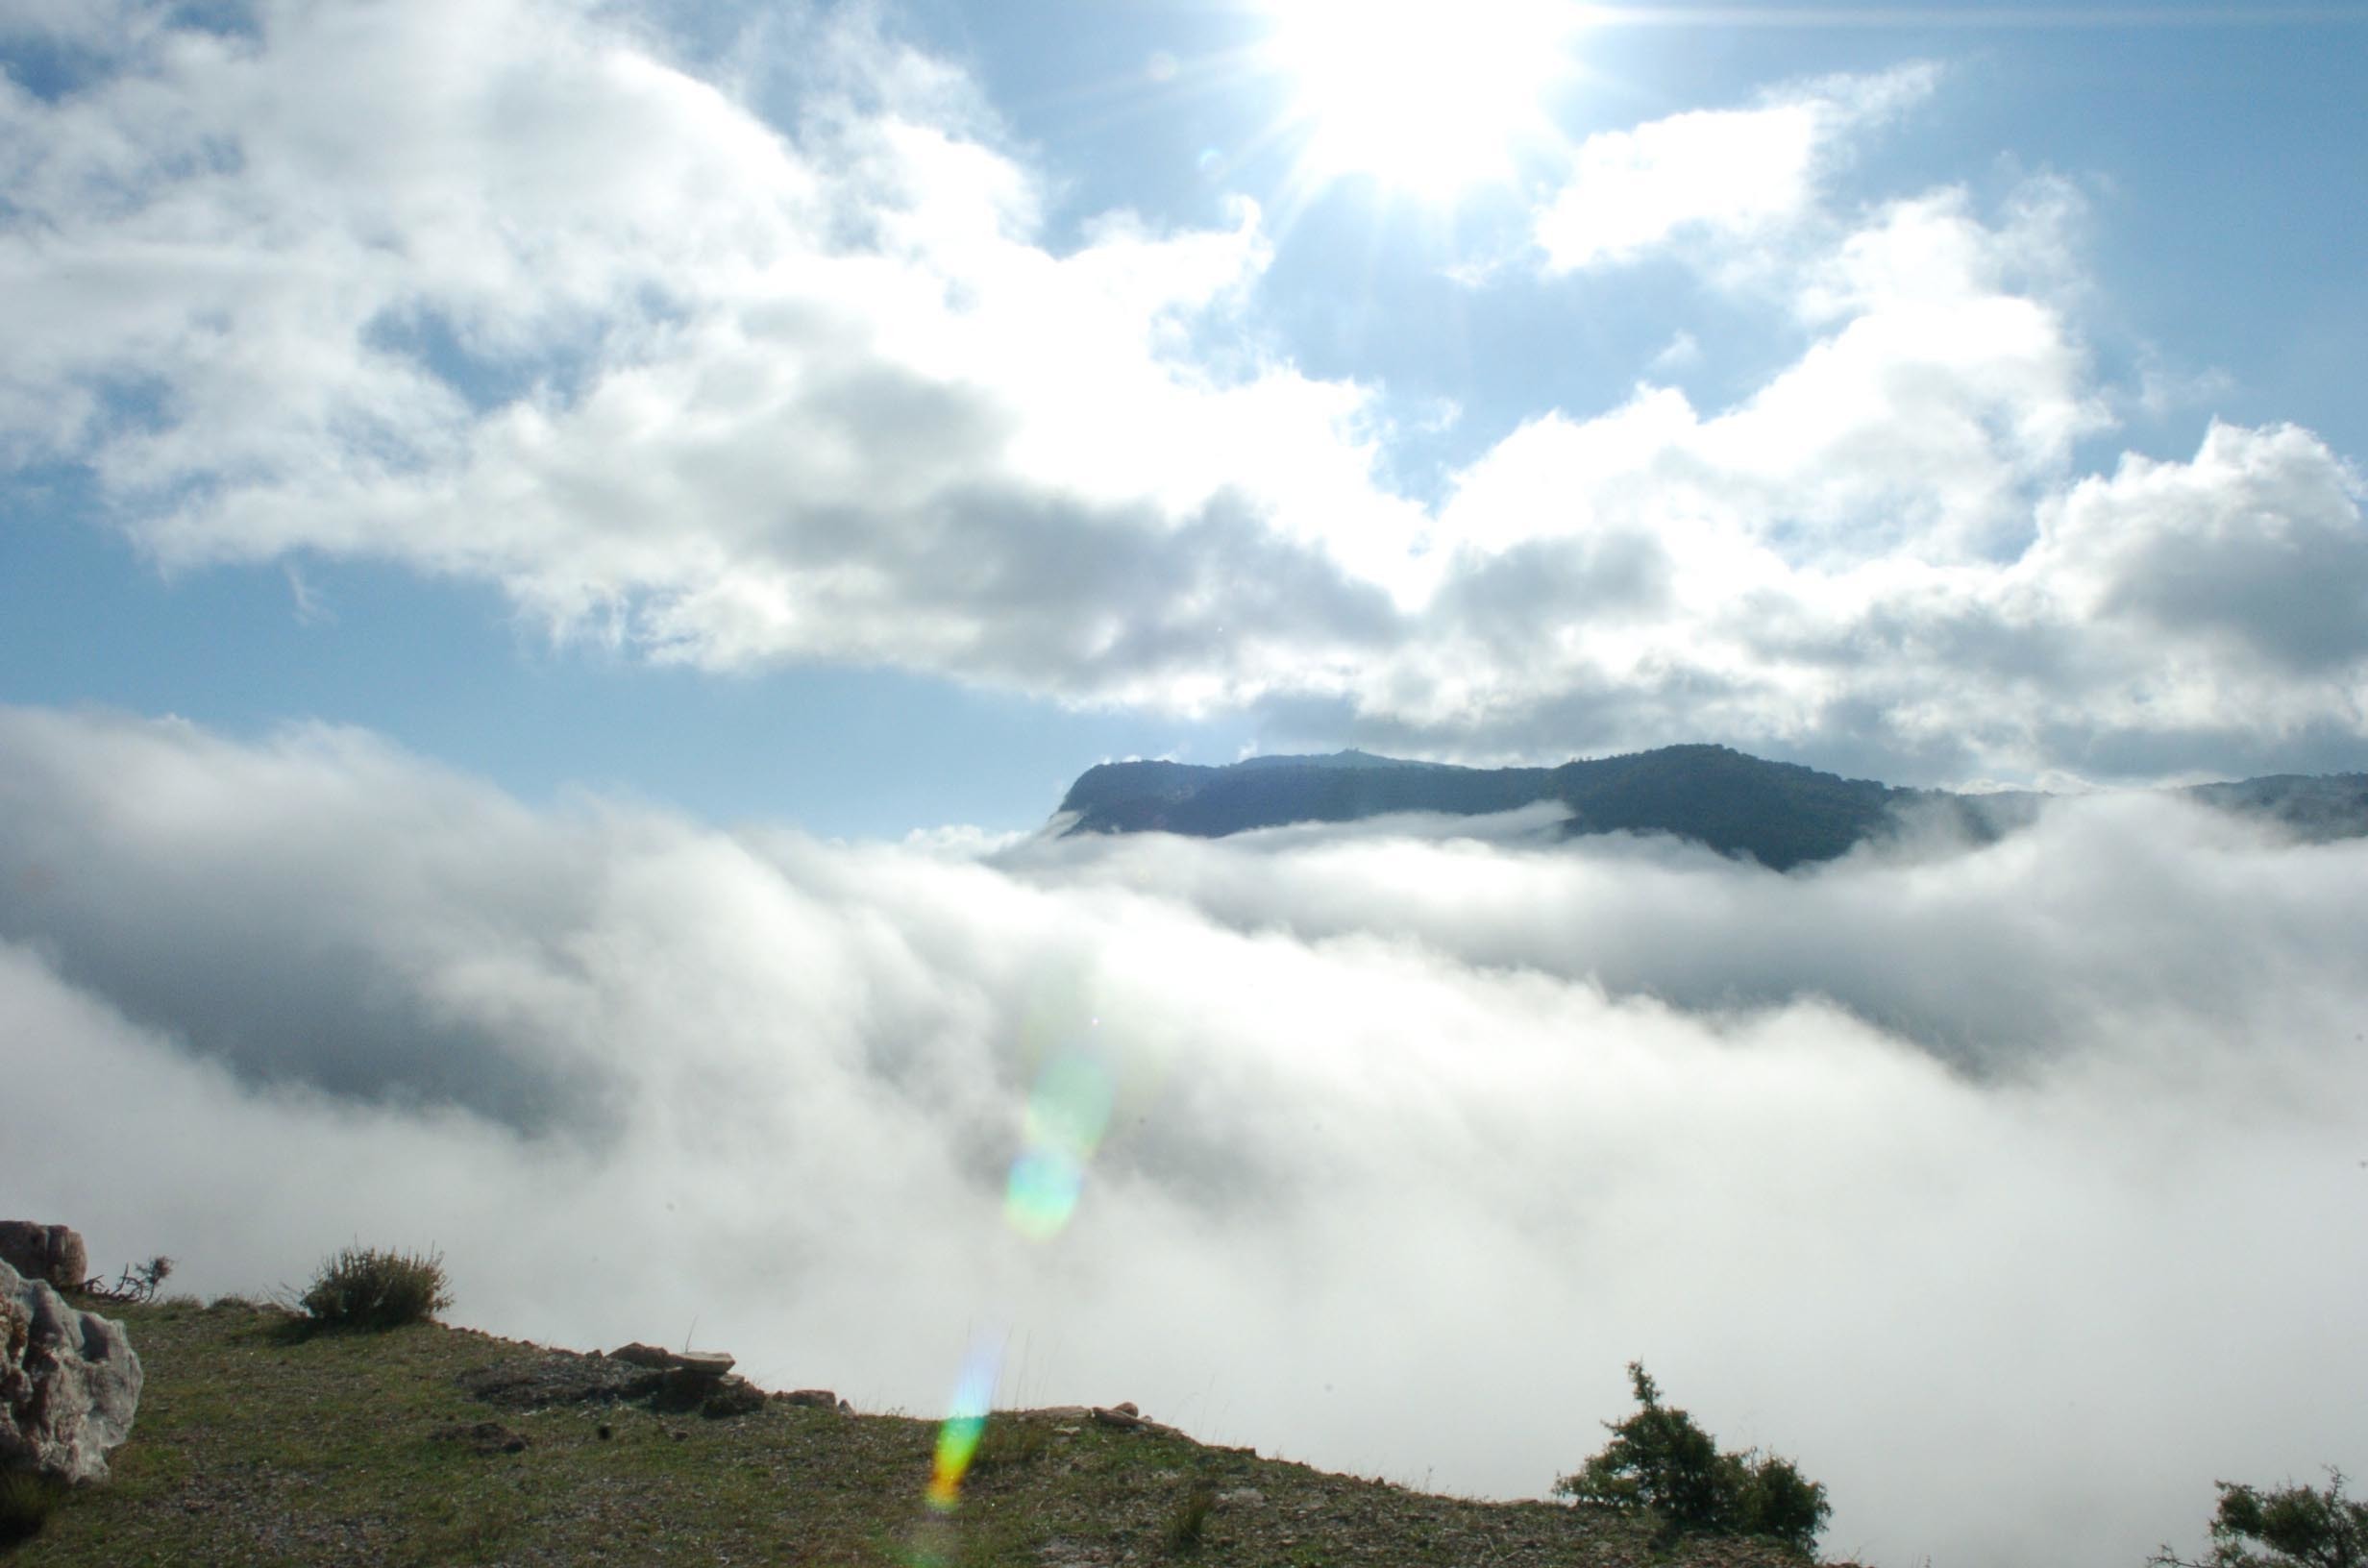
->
xmin=0 ymin=0 xmax=1411 ymax=700
xmin=1441 ymin=182 xmax=2103 ymax=571
xmin=1361 ymin=408 xmax=2364 ymax=781
xmin=2036 ymin=421 xmax=2368 ymax=675
xmin=4 ymin=3 xmax=2366 ymax=781
xmin=3 ymin=705 xmax=2364 ymax=1568
xmin=1532 ymin=65 xmax=1937 ymax=273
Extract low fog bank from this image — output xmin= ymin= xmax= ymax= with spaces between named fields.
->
xmin=999 ymin=792 xmax=2368 ymax=1076
xmin=3 ymin=705 xmax=2362 ymax=1568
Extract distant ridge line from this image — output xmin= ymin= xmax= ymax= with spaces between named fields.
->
xmin=1052 ymin=744 xmax=2368 ymax=870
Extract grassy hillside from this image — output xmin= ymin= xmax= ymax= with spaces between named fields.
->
xmin=11 ymin=1297 xmax=1858 ymax=1567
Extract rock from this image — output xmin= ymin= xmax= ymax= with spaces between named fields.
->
xmin=0 ymin=1223 xmax=87 ymax=1292
xmin=1 ymin=1259 xmax=143 ymax=1484
xmin=605 ymin=1342 xmax=733 ymax=1376
xmin=605 ymin=1341 xmax=674 ymax=1369
xmin=780 ymin=1388 xmax=840 ymax=1409
xmin=1089 ymin=1402 xmax=1181 ymax=1436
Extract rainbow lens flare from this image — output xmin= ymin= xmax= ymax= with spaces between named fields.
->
xmin=1003 ymin=1047 xmax=1114 ymax=1241
xmin=914 ymin=988 xmax=1132 ymax=1552
xmin=925 ymin=1339 xmax=1001 ymax=1513
xmin=926 ymin=1414 xmax=985 ymax=1513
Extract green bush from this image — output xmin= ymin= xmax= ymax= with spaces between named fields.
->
xmin=297 ymin=1245 xmax=452 ymax=1330
xmin=1554 ymin=1362 xmax=1830 ymax=1557
xmin=2150 ymin=1470 xmax=2367 ymax=1568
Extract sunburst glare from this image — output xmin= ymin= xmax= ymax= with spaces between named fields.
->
xmin=1261 ymin=0 xmax=1590 ymax=196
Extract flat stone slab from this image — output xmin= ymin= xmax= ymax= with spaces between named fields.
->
xmin=604 ymin=1342 xmax=733 ymax=1376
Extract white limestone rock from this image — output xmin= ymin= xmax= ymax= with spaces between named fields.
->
xmin=0 ymin=1259 xmax=143 ymax=1484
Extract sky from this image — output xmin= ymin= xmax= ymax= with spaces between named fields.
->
xmin=3 ymin=0 xmax=2365 ymax=829
xmin=4 ymin=4 xmax=2367 ymax=1565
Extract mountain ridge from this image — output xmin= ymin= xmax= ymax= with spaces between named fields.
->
xmin=1053 ymin=745 xmax=2368 ymax=870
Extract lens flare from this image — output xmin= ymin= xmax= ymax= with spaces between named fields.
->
xmin=1003 ymin=1047 xmax=1115 ymax=1240
xmin=916 ymin=987 xmax=1128 ymax=1540
xmin=925 ymin=1338 xmax=1002 ymax=1513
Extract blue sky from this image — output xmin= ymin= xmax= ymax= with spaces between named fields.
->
xmin=5 ymin=0 xmax=2365 ymax=835
xmin=7 ymin=13 xmax=2368 ymax=1560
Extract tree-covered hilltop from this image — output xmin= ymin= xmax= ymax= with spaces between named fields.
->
xmin=1052 ymin=745 xmax=2367 ymax=870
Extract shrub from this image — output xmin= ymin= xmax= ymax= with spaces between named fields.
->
xmin=2150 ymin=1470 xmax=2368 ymax=1568
xmin=297 ymin=1246 xmax=452 ymax=1330
xmin=1554 ymin=1362 xmax=1830 ymax=1557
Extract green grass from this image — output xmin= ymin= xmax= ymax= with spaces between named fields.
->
xmin=11 ymin=1297 xmax=1859 ymax=1567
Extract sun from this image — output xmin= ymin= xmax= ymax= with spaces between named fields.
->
xmin=1262 ymin=0 xmax=1587 ymax=198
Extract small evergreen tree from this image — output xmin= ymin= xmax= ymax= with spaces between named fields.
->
xmin=2151 ymin=1472 xmax=2367 ymax=1568
xmin=1555 ymin=1362 xmax=1830 ymax=1557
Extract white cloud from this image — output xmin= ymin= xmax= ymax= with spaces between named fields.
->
xmin=2 ymin=705 xmax=2365 ymax=1568
xmin=3 ymin=5 xmax=2365 ymax=783
xmin=0 ymin=0 xmax=1414 ymax=699
xmin=1532 ymin=65 xmax=1937 ymax=273
xmin=1361 ymin=414 xmax=2367 ymax=780
xmin=2030 ymin=420 xmax=2368 ymax=680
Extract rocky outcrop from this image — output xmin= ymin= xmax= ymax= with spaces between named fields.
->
xmin=0 ymin=1223 xmax=88 ymax=1292
xmin=605 ymin=1343 xmax=733 ymax=1377
xmin=1 ymin=1259 xmax=143 ymax=1484
xmin=604 ymin=1341 xmax=676 ymax=1371
xmin=459 ymin=1341 xmax=764 ymax=1421
xmin=1090 ymin=1400 xmax=1181 ymax=1435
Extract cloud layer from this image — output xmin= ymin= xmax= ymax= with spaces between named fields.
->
xmin=4 ymin=2 xmax=2365 ymax=782
xmin=4 ymin=705 xmax=2363 ymax=1567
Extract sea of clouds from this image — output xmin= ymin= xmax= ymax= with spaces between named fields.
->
xmin=3 ymin=703 xmax=2362 ymax=1567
